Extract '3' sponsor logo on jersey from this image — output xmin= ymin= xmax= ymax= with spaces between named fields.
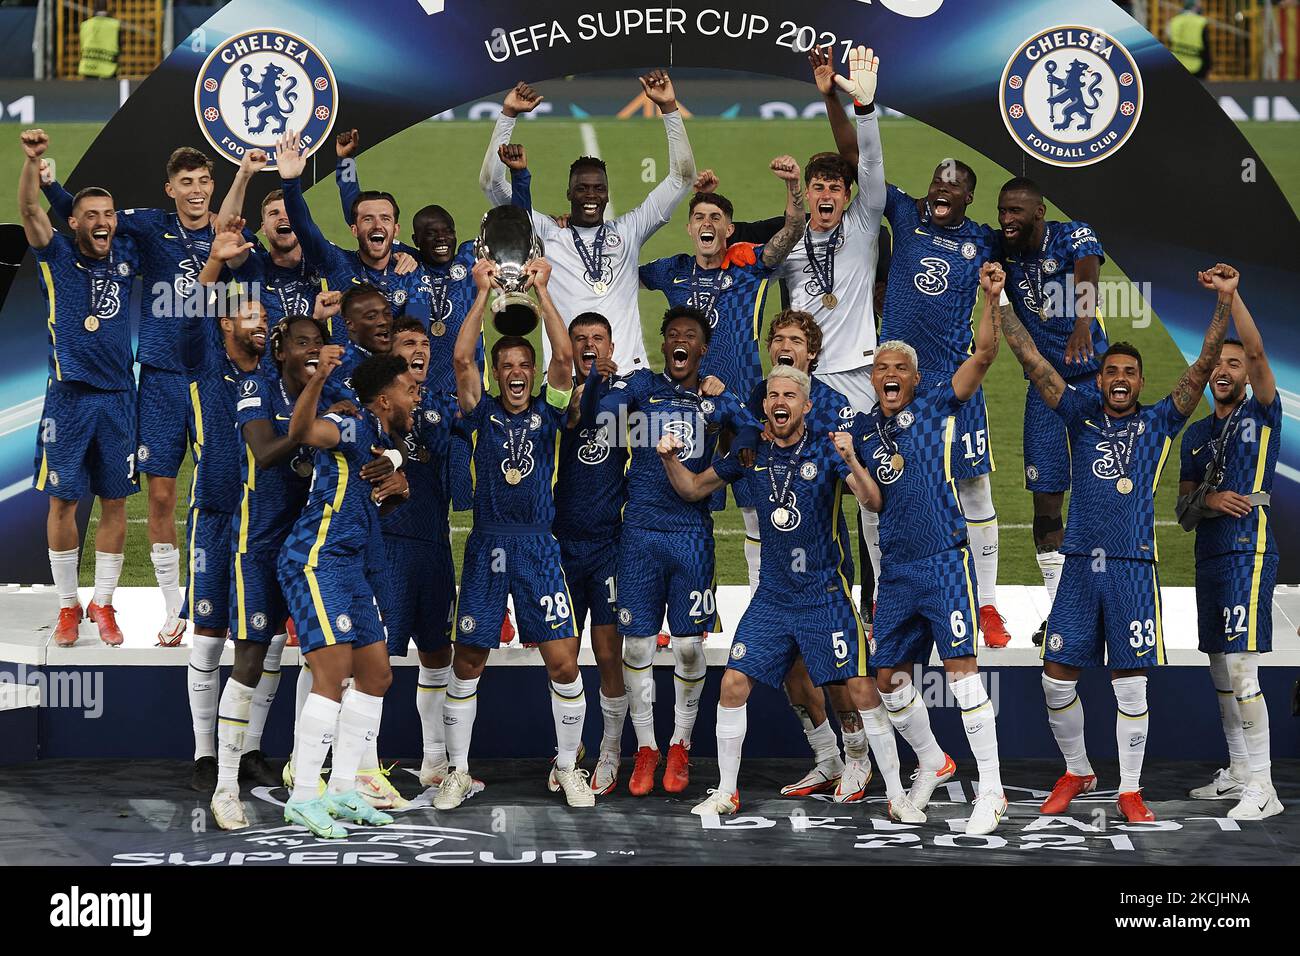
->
xmin=913 ymin=257 xmax=950 ymax=297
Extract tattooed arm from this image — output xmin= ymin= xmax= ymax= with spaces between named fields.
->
xmin=997 ymin=283 xmax=1068 ymax=409
xmin=1171 ymin=263 xmax=1237 ymax=417
xmin=762 ymin=155 xmax=806 ymax=269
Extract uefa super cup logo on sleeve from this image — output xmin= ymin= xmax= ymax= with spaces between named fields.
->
xmin=195 ymin=29 xmax=338 ymax=169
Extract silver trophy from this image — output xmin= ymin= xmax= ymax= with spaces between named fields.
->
xmin=475 ymin=204 xmax=544 ymax=336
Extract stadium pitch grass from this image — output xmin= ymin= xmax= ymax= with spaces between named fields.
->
xmin=4 ymin=119 xmax=1294 ymax=589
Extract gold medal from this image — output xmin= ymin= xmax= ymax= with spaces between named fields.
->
xmin=1116 ymin=477 xmax=1133 ymax=495
xmin=505 ymin=467 xmax=522 ymax=486
xmin=593 ymin=280 xmax=609 ymax=296
xmin=429 ymin=320 xmax=446 ymax=337
xmin=822 ymin=292 xmax=838 ymax=309
xmin=772 ymin=507 xmax=790 ymax=527
xmin=84 ymin=315 xmax=100 ymax=332
xmin=890 ymin=453 xmax=905 ymax=472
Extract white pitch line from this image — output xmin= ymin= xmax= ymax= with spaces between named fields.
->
xmin=578 ymin=122 xmax=615 ymax=218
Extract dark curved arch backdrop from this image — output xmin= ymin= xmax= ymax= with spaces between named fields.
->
xmin=0 ymin=0 xmax=1296 ymax=582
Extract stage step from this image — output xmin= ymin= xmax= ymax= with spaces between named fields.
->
xmin=0 ymin=679 xmax=38 ymax=765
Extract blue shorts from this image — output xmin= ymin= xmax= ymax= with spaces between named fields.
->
xmin=919 ymin=374 xmax=993 ymax=481
xmin=1196 ymin=552 xmax=1277 ymax=654
xmin=616 ymin=524 xmax=719 ymax=638
xmin=559 ymin=535 xmax=619 ymax=631
xmin=1044 ymin=554 xmax=1164 ymax=669
xmin=136 ymin=366 xmax=190 ymax=478
xmin=872 ymin=546 xmax=979 ymax=669
xmin=278 ymin=553 xmax=388 ymax=655
xmin=449 ymin=430 xmax=474 ymax=512
xmin=1024 ymin=376 xmax=1100 ymax=493
xmin=384 ymin=535 xmax=455 ymax=656
xmin=182 ymin=507 xmax=232 ymax=631
xmin=729 ymin=587 xmax=867 ymax=689
xmin=33 ymin=384 xmax=139 ymax=501
xmin=230 ymin=547 xmax=288 ymax=644
xmin=454 ymin=529 xmax=576 ymax=648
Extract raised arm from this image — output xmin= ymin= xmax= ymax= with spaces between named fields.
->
xmin=832 ymin=431 xmax=882 ymax=513
xmin=761 ymin=156 xmax=806 ymax=269
xmin=998 ymin=275 xmax=1068 ymax=409
xmin=809 ymin=45 xmax=859 ymax=167
xmin=40 ymin=164 xmax=75 ymax=222
xmin=17 ymin=130 xmax=54 ymax=249
xmin=288 ymin=344 xmax=345 ymax=449
xmin=217 ymin=148 xmax=268 ymax=237
xmin=497 ymin=144 xmax=534 ymax=211
xmin=275 ymin=130 xmax=333 ymax=267
xmin=199 ymin=215 xmax=254 ymax=286
xmin=835 ymin=47 xmax=886 ymax=220
xmin=1172 ymin=264 xmax=1236 ymax=417
xmin=952 ymin=263 xmax=1004 ymax=402
xmin=656 ymin=433 xmax=726 ymax=502
xmin=1203 ymin=275 xmax=1274 ymax=408
xmin=1063 ymin=253 xmax=1102 ymax=367
xmin=479 ymin=83 xmax=543 ymax=207
xmin=623 ymin=71 xmax=696 ymax=238
xmin=454 ymin=258 xmax=494 ymax=414
xmin=334 ymin=129 xmax=360 ymax=225
xmin=527 ymin=257 xmax=573 ymax=390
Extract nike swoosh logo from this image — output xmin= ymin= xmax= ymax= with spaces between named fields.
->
xmin=163 ymin=233 xmax=178 ymax=239
xmin=1226 ymin=634 xmax=1240 ymax=642
xmin=1192 ymin=445 xmax=1206 ymax=454
xmin=489 ymin=416 xmax=505 ymax=425
xmin=551 ymin=621 xmax=567 ymax=630
xmin=1135 ymin=648 xmax=1152 ymax=657
xmin=913 ymin=228 xmax=929 ymax=236
xmin=275 ymin=415 xmax=289 ymax=421
xmin=648 ymin=397 xmax=669 ymax=404
xmin=835 ymin=658 xmax=851 ymax=669
xmin=672 ymin=277 xmax=690 ymax=284
xmin=951 ymin=639 xmax=969 ymax=648
xmin=753 ymin=466 xmax=768 ymax=472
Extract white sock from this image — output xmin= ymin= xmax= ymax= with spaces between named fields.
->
xmin=244 ymin=633 xmax=286 ymax=754
xmin=741 ymin=507 xmax=761 ymax=594
xmin=151 ymin=542 xmax=182 ymax=617
xmin=807 ymin=718 xmax=841 ymax=764
xmin=187 ymin=634 xmax=225 ymax=760
xmin=1042 ymin=674 xmax=1093 ymax=777
xmin=858 ymin=504 xmax=881 ymax=602
xmin=215 ymin=679 xmax=254 ymax=792
xmin=599 ymin=691 xmax=628 ymax=754
xmin=92 ymin=551 xmax=124 ymax=607
xmin=289 ymin=661 xmax=312 ymax=769
xmin=443 ymin=674 xmax=479 ymax=772
xmin=959 ymin=477 xmax=999 ymax=608
xmin=417 ymin=665 xmax=450 ymax=765
xmin=671 ymin=635 xmax=706 ymax=747
xmin=950 ymin=674 xmax=1002 ymax=796
xmin=551 ymin=677 xmax=586 ymax=771
xmin=291 ymin=693 xmax=340 ymax=803
xmin=1208 ymin=653 xmax=1249 ymax=779
xmin=48 ymin=548 xmax=80 ymax=608
xmin=861 ymin=706 xmax=904 ymax=800
xmin=1036 ymin=550 xmax=1064 ymax=606
xmin=1228 ymin=653 xmax=1271 ymax=789
xmin=715 ymin=703 xmax=747 ymax=795
xmin=841 ymin=724 xmax=867 ymax=760
xmin=360 ymin=727 xmax=381 ymax=773
xmin=622 ymin=635 xmax=658 ymax=750
xmin=880 ymin=683 xmax=945 ymax=772
xmin=329 ymin=689 xmax=383 ymax=795
xmin=1113 ymin=676 xmax=1149 ymax=793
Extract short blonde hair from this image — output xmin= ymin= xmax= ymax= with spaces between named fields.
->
xmin=876 ymin=339 xmax=918 ymax=370
xmin=767 ymin=364 xmax=811 ymax=398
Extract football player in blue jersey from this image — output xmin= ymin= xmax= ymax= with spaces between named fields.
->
xmin=277 ymin=350 xmax=416 ymax=839
xmin=583 ymin=305 xmax=762 ymax=797
xmin=42 ymin=139 xmax=235 ymax=644
xmin=1001 ymin=262 xmax=1233 ymax=823
xmin=656 ymin=365 xmax=915 ymax=820
xmin=848 ymin=262 xmax=1007 ymax=835
xmin=1178 ymin=272 xmax=1283 ymax=820
xmin=381 ymin=316 xmax=474 ymax=796
xmin=273 ymin=129 xmax=422 ymax=315
xmin=437 ymin=255 xmax=596 ymax=810
xmin=20 ymin=128 xmax=139 ymax=648
xmin=555 ymin=312 xmax=630 ymax=793
xmin=998 ymin=177 xmax=1109 ymax=647
xmin=750 ymin=311 xmax=896 ymax=803
xmin=175 ymin=276 xmax=272 ymax=801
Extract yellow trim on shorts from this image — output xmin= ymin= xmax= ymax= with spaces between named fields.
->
xmin=234 ymin=552 xmax=247 ymax=641
xmin=830 ymin=479 xmax=868 ymax=677
xmin=468 ymin=430 xmax=477 ymax=497
xmin=237 ymin=448 xmax=254 ymax=554
xmin=35 ymin=448 xmax=48 ymax=491
xmin=39 ymin=262 xmax=62 ymax=381
xmin=1151 ymin=563 xmax=1166 ymax=666
xmin=1150 ymin=436 xmax=1172 ymax=562
xmin=304 ymin=565 xmax=336 ymax=647
xmin=307 ymin=451 xmax=348 ymax=567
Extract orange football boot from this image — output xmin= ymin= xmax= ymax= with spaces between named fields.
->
xmin=53 ymin=605 xmax=82 ymax=648
xmin=664 ymin=742 xmax=691 ymax=793
xmin=1039 ymin=772 xmax=1098 ymax=814
xmin=87 ymin=601 xmax=123 ymax=646
xmin=1117 ymin=790 xmax=1156 ymax=822
xmin=980 ymin=606 xmax=1011 ymax=648
xmin=628 ymin=746 xmax=661 ymax=796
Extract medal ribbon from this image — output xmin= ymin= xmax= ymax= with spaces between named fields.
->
xmin=85 ymin=249 xmax=116 ymax=320
xmin=1208 ymin=401 xmax=1245 ymax=487
xmin=1026 ymin=223 xmax=1052 ymax=319
xmin=569 ymin=223 xmax=608 ymax=283
xmin=803 ymin=223 xmax=841 ymax=299
xmin=1101 ymin=411 xmax=1138 ymax=485
xmin=768 ymin=430 xmax=809 ymax=511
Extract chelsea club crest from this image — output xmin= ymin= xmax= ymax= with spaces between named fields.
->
xmin=1000 ymin=25 xmax=1142 ymax=168
xmin=195 ymin=29 xmax=338 ymax=169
